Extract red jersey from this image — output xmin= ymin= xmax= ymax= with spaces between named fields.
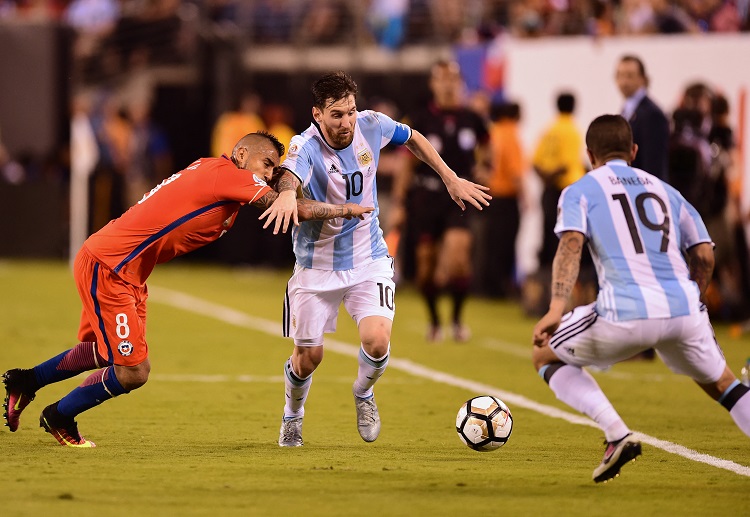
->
xmin=85 ymin=156 xmax=270 ymax=286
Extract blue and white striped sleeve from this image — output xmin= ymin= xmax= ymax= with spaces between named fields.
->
xmin=677 ymin=197 xmax=713 ymax=251
xmin=554 ymin=185 xmax=588 ymax=238
xmin=374 ymin=111 xmax=411 ymax=148
xmin=280 ymin=135 xmax=313 ymax=187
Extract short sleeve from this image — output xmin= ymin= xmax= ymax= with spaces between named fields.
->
xmin=554 ymin=184 xmax=588 ymax=238
xmin=374 ymin=111 xmax=412 ymax=147
xmin=675 ymin=192 xmax=713 ymax=252
xmin=280 ymin=135 xmax=314 ymax=186
xmin=214 ymin=160 xmax=271 ymax=204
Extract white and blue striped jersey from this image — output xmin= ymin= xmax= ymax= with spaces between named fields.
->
xmin=281 ymin=110 xmax=411 ymax=270
xmin=555 ymin=159 xmax=712 ymax=321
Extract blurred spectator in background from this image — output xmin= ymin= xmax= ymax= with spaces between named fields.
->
xmin=671 ymin=84 xmax=750 ymax=319
xmin=532 ymin=92 xmax=584 ymax=270
xmin=668 ymin=107 xmax=709 ymax=210
xmin=262 ymin=103 xmax=295 ymax=161
xmin=478 ymin=101 xmax=525 ymax=299
xmin=124 ymin=98 xmax=171 ymax=208
xmin=619 ymin=0 xmax=656 ymax=34
xmin=211 ymin=91 xmax=265 ymax=158
xmin=297 ymin=0 xmax=352 ymax=45
xmin=651 ymin=0 xmax=699 ymax=33
xmin=65 ymin=0 xmax=120 ymax=79
xmin=684 ymin=0 xmax=742 ymax=32
xmin=710 ymin=93 xmax=750 ymax=320
xmin=395 ymin=60 xmax=489 ymax=342
xmin=368 ymin=0 xmax=408 ymax=50
xmin=242 ymin=0 xmax=295 ymax=44
xmin=616 ymin=55 xmax=670 ymax=181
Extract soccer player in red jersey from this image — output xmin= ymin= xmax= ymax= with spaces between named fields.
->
xmin=2 ymin=131 xmax=372 ymax=447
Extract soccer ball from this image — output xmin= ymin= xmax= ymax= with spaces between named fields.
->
xmin=456 ymin=395 xmax=513 ymax=451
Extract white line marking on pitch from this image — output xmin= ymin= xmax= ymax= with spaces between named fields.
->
xmin=150 ymin=285 xmax=750 ymax=478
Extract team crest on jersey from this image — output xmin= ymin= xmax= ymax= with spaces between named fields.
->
xmin=117 ymin=341 xmax=133 ymax=357
xmin=252 ymin=174 xmax=268 ymax=187
xmin=357 ymin=149 xmax=373 ymax=167
xmin=292 ymin=315 xmax=297 ymax=330
xmin=288 ymin=143 xmax=299 ymax=156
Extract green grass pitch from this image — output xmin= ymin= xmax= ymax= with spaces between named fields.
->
xmin=1 ymin=260 xmax=748 ymax=516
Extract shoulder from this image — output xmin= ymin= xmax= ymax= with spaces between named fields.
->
xmin=638 ymin=96 xmax=667 ymax=118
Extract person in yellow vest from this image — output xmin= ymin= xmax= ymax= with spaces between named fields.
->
xmin=211 ymin=91 xmax=266 ymax=158
xmin=532 ymin=92 xmax=584 ymax=269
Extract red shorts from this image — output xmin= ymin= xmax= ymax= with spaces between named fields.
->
xmin=74 ymin=247 xmax=149 ymax=367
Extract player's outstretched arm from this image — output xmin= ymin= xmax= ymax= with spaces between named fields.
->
xmin=404 ymin=129 xmax=491 ymax=211
xmin=532 ymin=231 xmax=584 ymax=347
xmin=687 ymin=242 xmax=715 ymax=301
xmin=297 ymin=200 xmax=373 ymax=221
xmin=254 ymin=191 xmax=373 ymax=223
xmin=259 ymin=169 xmax=300 ymax=234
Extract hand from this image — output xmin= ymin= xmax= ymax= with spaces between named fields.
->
xmin=342 ymin=204 xmax=374 ymax=220
xmin=260 ymin=190 xmax=299 ymax=234
xmin=532 ymin=309 xmax=564 ymax=348
xmin=444 ymin=176 xmax=492 ymax=211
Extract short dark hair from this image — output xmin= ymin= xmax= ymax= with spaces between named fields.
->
xmin=585 ymin=114 xmax=633 ymax=159
xmin=312 ymin=71 xmax=358 ymax=110
xmin=491 ymin=102 xmax=521 ymax=122
xmin=255 ymin=130 xmax=285 ymax=158
xmin=234 ymin=131 xmax=285 ymax=159
xmin=557 ymin=93 xmax=575 ymax=114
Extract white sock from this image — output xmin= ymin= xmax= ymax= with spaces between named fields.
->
xmin=547 ymin=364 xmax=630 ymax=442
xmin=283 ymin=357 xmax=311 ymax=419
xmin=353 ymin=344 xmax=389 ymax=399
xmin=724 ymin=383 xmax=750 ymax=437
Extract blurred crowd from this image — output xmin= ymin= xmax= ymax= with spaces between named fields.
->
xmin=0 ymin=0 xmax=748 ymax=52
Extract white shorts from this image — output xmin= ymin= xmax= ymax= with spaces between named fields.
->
xmin=283 ymin=256 xmax=396 ymax=345
xmin=549 ymin=302 xmax=726 ymax=384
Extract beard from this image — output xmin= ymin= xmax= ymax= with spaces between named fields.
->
xmin=323 ymin=124 xmax=354 ymax=148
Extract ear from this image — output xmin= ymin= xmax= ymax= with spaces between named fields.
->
xmin=630 ymin=144 xmax=638 ymax=163
xmin=312 ymin=106 xmax=321 ymax=123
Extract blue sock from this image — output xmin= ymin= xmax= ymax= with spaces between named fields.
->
xmin=33 ymin=342 xmax=106 ymax=389
xmin=57 ymin=366 xmax=128 ymax=418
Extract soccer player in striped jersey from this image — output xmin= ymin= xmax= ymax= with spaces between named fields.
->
xmin=532 ymin=115 xmax=750 ymax=482
xmin=277 ymin=71 xmax=491 ymax=447
xmin=2 ymin=132 xmax=373 ymax=447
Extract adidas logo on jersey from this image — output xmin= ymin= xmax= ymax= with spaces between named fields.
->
xmin=328 ymin=163 xmax=341 ymax=175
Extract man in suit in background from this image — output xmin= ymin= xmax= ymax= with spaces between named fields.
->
xmin=615 ymin=55 xmax=670 ymax=181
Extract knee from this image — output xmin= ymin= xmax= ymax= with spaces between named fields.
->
xmin=532 ymin=345 xmax=557 ymax=373
xmin=115 ymin=361 xmax=150 ymax=391
xmin=361 ymin=335 xmax=390 ymax=359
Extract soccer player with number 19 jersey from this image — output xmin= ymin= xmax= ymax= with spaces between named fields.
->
xmin=532 ymin=115 xmax=750 ymax=483
xmin=3 ymin=132 xmax=372 ymax=447
xmin=277 ymin=72 xmax=491 ymax=447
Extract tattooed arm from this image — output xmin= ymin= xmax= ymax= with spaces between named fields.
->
xmin=254 ymin=191 xmax=373 ymax=222
xmin=687 ymin=242 xmax=715 ymax=301
xmin=532 ymin=231 xmax=585 ymax=347
xmin=259 ymin=169 xmax=300 ymax=234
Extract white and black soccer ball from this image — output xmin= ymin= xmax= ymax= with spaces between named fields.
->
xmin=456 ymin=395 xmax=513 ymax=452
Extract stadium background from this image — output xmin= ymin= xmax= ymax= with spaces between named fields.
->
xmin=0 ymin=0 xmax=748 ymax=319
